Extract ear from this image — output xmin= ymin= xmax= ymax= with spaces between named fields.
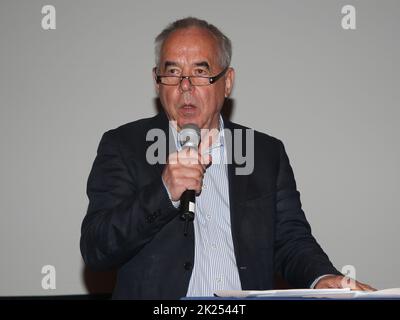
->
xmin=224 ymin=67 xmax=235 ymax=98
xmin=153 ymin=67 xmax=160 ymax=94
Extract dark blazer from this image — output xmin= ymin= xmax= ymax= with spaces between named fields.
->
xmin=80 ymin=111 xmax=341 ymax=299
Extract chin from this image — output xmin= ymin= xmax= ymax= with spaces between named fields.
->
xmin=177 ymin=117 xmax=202 ymax=129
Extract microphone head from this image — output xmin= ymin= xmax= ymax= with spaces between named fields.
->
xmin=179 ymin=123 xmax=201 ymax=149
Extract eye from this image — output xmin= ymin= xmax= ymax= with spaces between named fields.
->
xmin=194 ymin=69 xmax=208 ymax=76
xmin=166 ymin=68 xmax=181 ymax=75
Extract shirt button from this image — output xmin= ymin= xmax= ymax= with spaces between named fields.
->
xmin=206 ymin=215 xmax=212 ymax=220
xmin=202 ymin=184 xmax=207 ymax=190
xmin=211 ymin=243 xmax=217 ymax=249
xmin=216 ymin=277 xmax=223 ymax=283
xmin=184 ymin=262 xmax=192 ymax=270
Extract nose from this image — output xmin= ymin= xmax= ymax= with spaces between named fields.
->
xmin=179 ymin=77 xmax=193 ymax=92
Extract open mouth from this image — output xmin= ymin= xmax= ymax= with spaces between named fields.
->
xmin=179 ymin=104 xmax=197 ymax=115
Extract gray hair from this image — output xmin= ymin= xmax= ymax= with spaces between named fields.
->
xmin=154 ymin=17 xmax=232 ymax=69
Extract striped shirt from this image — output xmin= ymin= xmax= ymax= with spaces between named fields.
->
xmin=166 ymin=117 xmax=242 ymax=296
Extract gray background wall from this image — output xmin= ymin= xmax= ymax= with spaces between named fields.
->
xmin=1 ymin=0 xmax=399 ymax=296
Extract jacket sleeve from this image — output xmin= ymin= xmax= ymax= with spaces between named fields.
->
xmin=80 ymin=129 xmax=179 ymax=271
xmin=273 ymin=140 xmax=342 ymax=288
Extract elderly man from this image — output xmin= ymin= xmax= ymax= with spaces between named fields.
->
xmin=80 ymin=17 xmax=374 ymax=299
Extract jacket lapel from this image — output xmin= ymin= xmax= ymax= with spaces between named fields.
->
xmin=224 ymin=118 xmax=249 ymax=209
xmin=224 ymin=118 xmax=250 ymax=272
xmin=145 ymin=111 xmax=173 ymax=177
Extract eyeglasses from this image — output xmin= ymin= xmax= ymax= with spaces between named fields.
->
xmin=154 ymin=66 xmax=229 ymax=86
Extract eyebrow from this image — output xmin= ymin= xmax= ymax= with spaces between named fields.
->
xmin=194 ymin=61 xmax=210 ymax=70
xmin=163 ymin=61 xmax=211 ymax=70
xmin=164 ymin=61 xmax=179 ymax=69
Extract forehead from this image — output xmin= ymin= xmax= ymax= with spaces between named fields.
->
xmin=160 ymin=27 xmax=220 ymax=67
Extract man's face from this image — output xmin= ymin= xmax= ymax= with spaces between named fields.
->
xmin=154 ymin=27 xmax=234 ymax=130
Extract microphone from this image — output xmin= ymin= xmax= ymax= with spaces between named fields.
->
xmin=178 ymin=123 xmax=201 ymax=236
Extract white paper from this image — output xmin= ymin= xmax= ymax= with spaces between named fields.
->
xmin=215 ymin=288 xmax=400 ymax=299
xmin=352 ymin=288 xmax=400 ymax=298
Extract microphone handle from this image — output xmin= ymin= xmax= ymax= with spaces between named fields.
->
xmin=180 ymin=189 xmax=195 ymax=221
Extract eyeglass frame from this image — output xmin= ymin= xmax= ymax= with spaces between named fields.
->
xmin=153 ymin=66 xmax=229 ymax=86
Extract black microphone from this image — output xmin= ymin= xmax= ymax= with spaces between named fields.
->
xmin=178 ymin=123 xmax=201 ymax=236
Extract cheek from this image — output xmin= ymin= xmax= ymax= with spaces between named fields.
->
xmin=160 ymin=88 xmax=178 ymax=107
xmin=200 ymin=86 xmax=225 ymax=109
